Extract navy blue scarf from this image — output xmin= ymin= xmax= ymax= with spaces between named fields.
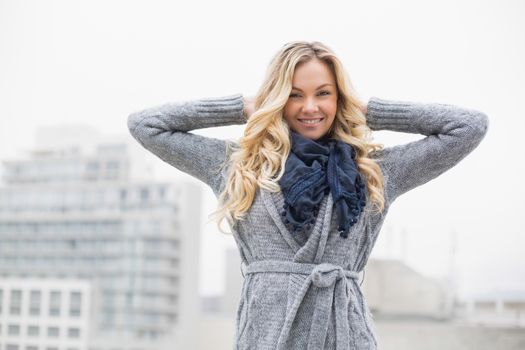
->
xmin=278 ymin=131 xmax=367 ymax=238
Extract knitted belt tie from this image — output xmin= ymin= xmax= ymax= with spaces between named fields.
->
xmin=244 ymin=260 xmax=360 ymax=350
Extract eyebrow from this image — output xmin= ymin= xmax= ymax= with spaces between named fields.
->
xmin=291 ymin=84 xmax=334 ymax=91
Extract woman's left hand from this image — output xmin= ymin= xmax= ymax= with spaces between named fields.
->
xmin=243 ymin=96 xmax=256 ymax=121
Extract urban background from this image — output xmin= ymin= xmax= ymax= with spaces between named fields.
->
xmin=1 ymin=0 xmax=524 ymax=349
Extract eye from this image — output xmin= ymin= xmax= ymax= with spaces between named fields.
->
xmin=289 ymin=93 xmax=301 ymax=98
xmin=318 ymin=90 xmax=330 ymax=96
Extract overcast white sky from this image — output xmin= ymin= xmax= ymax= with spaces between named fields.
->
xmin=1 ymin=0 xmax=524 ymax=299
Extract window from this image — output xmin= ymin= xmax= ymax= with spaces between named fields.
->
xmin=87 ymin=161 xmax=99 ymax=171
xmin=47 ymin=326 xmax=59 ymax=337
xmin=29 ymin=290 xmax=41 ymax=316
xmin=68 ymin=327 xmax=80 ymax=338
xmin=9 ymin=289 xmax=22 ymax=315
xmin=8 ymin=324 xmax=20 ymax=335
xmin=25 ymin=346 xmax=38 ymax=350
xmin=49 ymin=291 xmax=61 ymax=316
xmin=27 ymin=325 xmax=40 ymax=336
xmin=107 ymin=161 xmax=119 ymax=170
xmin=140 ymin=188 xmax=149 ymax=202
xmin=0 ymin=288 xmax=3 ymax=314
xmin=69 ymin=291 xmax=82 ymax=317
xmin=167 ymin=313 xmax=177 ymax=323
xmin=148 ymin=330 xmax=157 ymax=339
xmin=6 ymin=345 xmax=19 ymax=350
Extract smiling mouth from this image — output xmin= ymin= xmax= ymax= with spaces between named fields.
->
xmin=298 ymin=118 xmax=324 ymax=125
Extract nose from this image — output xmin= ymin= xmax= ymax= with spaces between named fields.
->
xmin=302 ymin=97 xmax=319 ymax=114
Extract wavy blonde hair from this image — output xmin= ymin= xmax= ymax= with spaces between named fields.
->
xmin=210 ymin=40 xmax=385 ymax=234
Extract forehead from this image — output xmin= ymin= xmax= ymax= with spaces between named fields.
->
xmin=292 ymin=59 xmax=335 ymax=87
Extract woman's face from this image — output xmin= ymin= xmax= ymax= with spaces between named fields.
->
xmin=283 ymin=58 xmax=338 ymax=141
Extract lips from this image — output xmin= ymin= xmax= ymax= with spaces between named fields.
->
xmin=298 ymin=117 xmax=324 ymax=125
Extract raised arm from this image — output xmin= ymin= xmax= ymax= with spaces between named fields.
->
xmin=127 ymin=93 xmax=246 ymax=196
xmin=365 ymin=97 xmax=489 ymax=204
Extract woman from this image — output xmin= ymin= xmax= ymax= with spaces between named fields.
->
xmin=127 ymin=41 xmax=488 ymax=350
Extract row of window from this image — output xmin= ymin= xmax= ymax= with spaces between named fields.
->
xmin=0 ymin=290 xmax=82 ymax=317
xmin=0 ymin=238 xmax=179 ymax=251
xmin=6 ymin=158 xmax=123 ymax=175
xmin=0 ymin=256 xmax=179 ymax=269
xmin=0 ymin=324 xmax=81 ymax=338
xmin=2 ymin=346 xmax=150 ymax=350
xmin=0 ymin=186 xmax=170 ymax=209
xmin=0 ymin=221 xmax=178 ymax=236
xmin=2 ymin=345 xmax=80 ymax=350
xmin=0 ymin=222 xmax=121 ymax=235
xmin=0 ymin=202 xmax=177 ymax=214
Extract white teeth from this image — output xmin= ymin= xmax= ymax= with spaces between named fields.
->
xmin=300 ymin=119 xmax=322 ymax=124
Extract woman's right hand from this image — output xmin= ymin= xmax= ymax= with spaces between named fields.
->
xmin=360 ymin=100 xmax=368 ymax=116
xmin=243 ymin=96 xmax=256 ymax=121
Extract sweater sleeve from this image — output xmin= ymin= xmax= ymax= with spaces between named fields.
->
xmin=365 ymin=96 xmax=489 ymax=204
xmin=127 ymin=93 xmax=246 ymax=196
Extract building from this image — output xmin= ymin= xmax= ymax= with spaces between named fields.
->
xmin=220 ymin=247 xmax=243 ymax=317
xmin=361 ymin=258 xmax=454 ymax=320
xmin=0 ymin=140 xmax=202 ymax=350
xmin=0 ymin=278 xmax=91 ymax=350
xmin=200 ymin=255 xmax=525 ymax=350
xmin=454 ymin=292 xmax=525 ymax=327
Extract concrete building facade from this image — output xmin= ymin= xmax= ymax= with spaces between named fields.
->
xmin=0 ymin=278 xmax=91 ymax=350
xmin=0 ymin=142 xmax=201 ymax=350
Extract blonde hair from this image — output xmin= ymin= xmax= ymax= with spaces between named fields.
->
xmin=210 ymin=40 xmax=385 ymax=234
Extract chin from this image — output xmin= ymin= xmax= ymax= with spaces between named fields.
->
xmin=296 ymin=130 xmax=325 ymax=141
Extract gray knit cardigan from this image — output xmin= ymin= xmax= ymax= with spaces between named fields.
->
xmin=127 ymin=93 xmax=489 ymax=350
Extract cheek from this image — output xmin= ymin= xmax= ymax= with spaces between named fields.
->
xmin=283 ymin=103 xmax=297 ymax=120
xmin=324 ymin=99 xmax=338 ymax=114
